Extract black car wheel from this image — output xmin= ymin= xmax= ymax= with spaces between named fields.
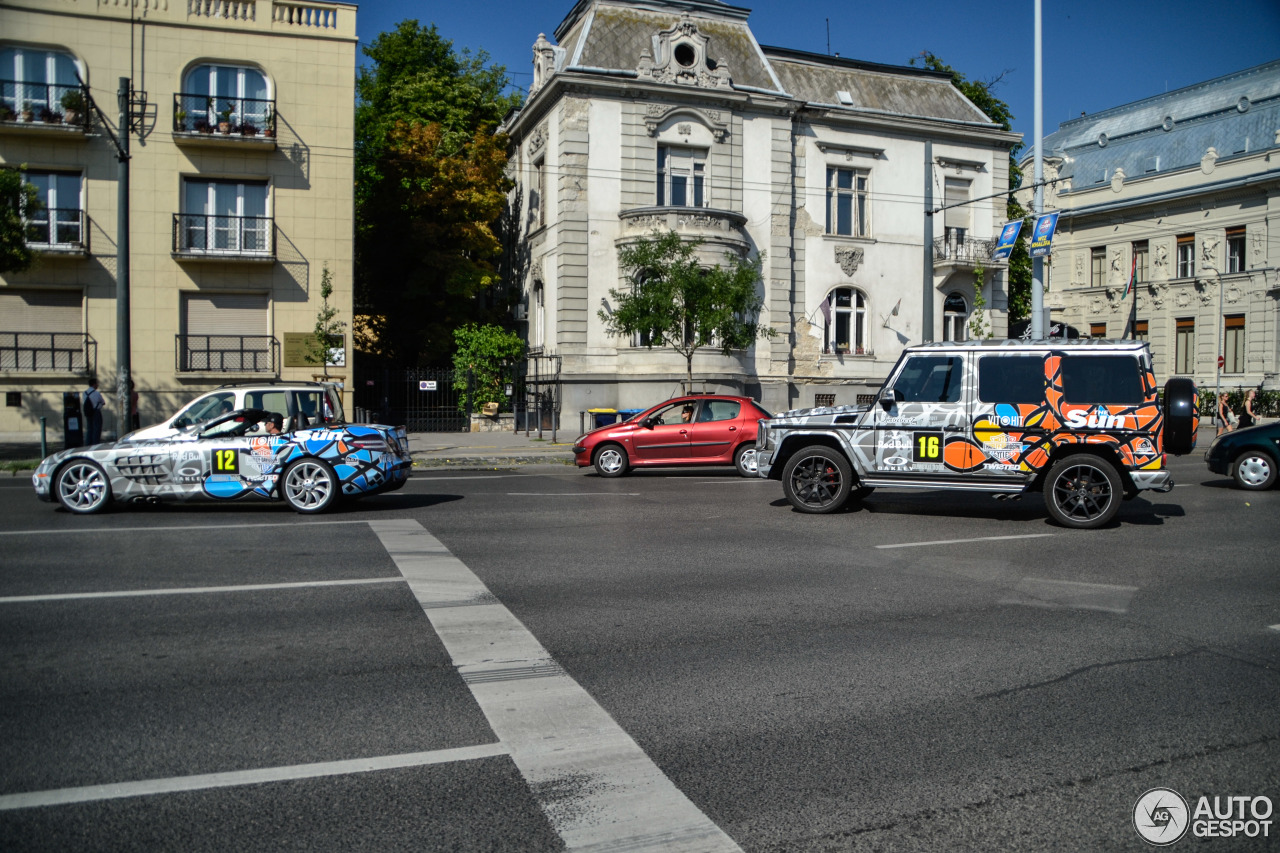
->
xmin=593 ymin=444 xmax=628 ymax=477
xmin=1232 ymin=450 xmax=1277 ymax=491
xmin=55 ymin=459 xmax=112 ymax=514
xmin=781 ymin=445 xmax=852 ymax=513
xmin=1044 ymin=456 xmax=1123 ymax=529
xmin=282 ymin=458 xmax=339 ymax=513
xmin=734 ymin=443 xmax=758 ymax=477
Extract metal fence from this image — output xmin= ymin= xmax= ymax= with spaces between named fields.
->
xmin=0 ymin=332 xmax=95 ymax=372
xmin=176 ymin=334 xmax=278 ymax=373
xmin=173 ymin=213 xmax=274 ymax=256
xmin=173 ymin=92 xmax=275 ymax=135
xmin=1 ymin=81 xmax=92 ymax=130
xmin=26 ymin=208 xmax=86 ymax=250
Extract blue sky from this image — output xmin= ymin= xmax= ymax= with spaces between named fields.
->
xmin=354 ymin=0 xmax=1280 ymax=148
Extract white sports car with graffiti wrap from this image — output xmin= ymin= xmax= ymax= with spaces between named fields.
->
xmin=32 ymin=408 xmax=412 ymax=514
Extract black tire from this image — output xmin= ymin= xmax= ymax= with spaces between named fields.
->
xmin=1044 ymin=456 xmax=1123 ymax=529
xmin=1232 ymin=450 xmax=1277 ymax=491
xmin=55 ymin=459 xmax=112 ymax=514
xmin=1162 ymin=377 xmax=1198 ymax=455
xmin=281 ymin=458 xmax=339 ymax=513
xmin=734 ymin=442 xmax=758 ymax=477
xmin=781 ymin=445 xmax=853 ymax=513
xmin=593 ymin=444 xmax=628 ymax=477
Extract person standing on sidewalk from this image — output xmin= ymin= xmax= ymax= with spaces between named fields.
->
xmin=83 ymin=378 xmax=105 ymax=445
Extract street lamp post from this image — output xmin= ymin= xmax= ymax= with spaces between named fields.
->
xmin=1203 ymin=262 xmax=1224 ymax=407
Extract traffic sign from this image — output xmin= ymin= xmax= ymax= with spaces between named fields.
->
xmin=419 ymin=380 xmax=438 ymax=391
xmin=1218 ymin=356 xmax=1225 ymax=370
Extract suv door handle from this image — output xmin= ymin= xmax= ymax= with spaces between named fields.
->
xmin=943 ymin=425 xmax=963 ymax=433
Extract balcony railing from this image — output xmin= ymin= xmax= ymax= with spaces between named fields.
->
xmin=176 ymin=334 xmax=278 ymax=373
xmin=26 ymin=208 xmax=87 ymax=252
xmin=0 ymin=332 xmax=95 ymax=372
xmin=933 ymin=236 xmax=996 ymax=265
xmin=0 ymin=82 xmax=92 ymax=131
xmin=173 ymin=213 xmax=274 ymax=258
xmin=173 ymin=92 xmax=275 ymax=137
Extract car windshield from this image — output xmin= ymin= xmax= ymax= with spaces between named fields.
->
xmin=199 ymin=408 xmax=271 ymax=439
xmin=174 ymin=393 xmax=235 ymax=429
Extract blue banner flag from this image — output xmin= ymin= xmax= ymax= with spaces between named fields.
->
xmin=1029 ymin=212 xmax=1060 ymax=258
xmin=991 ymin=220 xmax=1023 ymax=261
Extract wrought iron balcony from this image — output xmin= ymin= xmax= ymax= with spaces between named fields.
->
xmin=0 ymin=332 xmax=96 ymax=372
xmin=0 ymin=82 xmax=92 ymax=132
xmin=173 ymin=213 xmax=274 ymax=259
xmin=933 ymin=236 xmax=996 ymax=267
xmin=25 ymin=208 xmax=87 ymax=253
xmin=176 ymin=334 xmax=278 ymax=374
xmin=172 ymin=92 xmax=276 ymax=142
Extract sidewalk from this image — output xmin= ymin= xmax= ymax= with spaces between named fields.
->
xmin=0 ymin=427 xmax=579 ymax=474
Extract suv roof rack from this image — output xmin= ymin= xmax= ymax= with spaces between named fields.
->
xmin=214 ymin=380 xmax=332 ymax=390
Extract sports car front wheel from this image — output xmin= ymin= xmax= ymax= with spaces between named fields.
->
xmin=55 ymin=459 xmax=112 ymax=514
xmin=282 ymin=458 xmax=339 ymax=513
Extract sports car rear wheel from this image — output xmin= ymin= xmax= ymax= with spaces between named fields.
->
xmin=282 ymin=458 xmax=339 ymax=513
xmin=55 ymin=459 xmax=112 ymax=514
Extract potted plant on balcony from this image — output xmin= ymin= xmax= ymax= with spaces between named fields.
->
xmin=0 ymin=104 xmax=14 ymax=122
xmin=216 ymin=102 xmax=234 ymax=134
xmin=240 ymin=121 xmax=258 ymax=137
xmin=835 ymin=341 xmax=849 ymax=355
xmin=20 ymin=101 xmax=34 ymax=122
xmin=60 ymin=89 xmax=85 ymax=125
xmin=38 ymin=106 xmax=60 ymax=124
xmin=262 ymin=106 xmax=275 ymax=138
xmin=174 ymin=108 xmax=188 ymax=131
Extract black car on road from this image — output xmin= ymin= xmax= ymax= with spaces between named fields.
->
xmin=1205 ymin=420 xmax=1279 ymax=490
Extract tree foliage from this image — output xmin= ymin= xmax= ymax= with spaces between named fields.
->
xmin=0 ymin=167 xmax=40 ymax=274
xmin=303 ymin=264 xmax=346 ymax=378
xmin=355 ymin=21 xmax=523 ymax=366
xmin=451 ymin=323 xmax=526 ymax=412
xmin=603 ymin=231 xmax=774 ymax=391
xmin=912 ymin=52 xmax=1032 ymax=321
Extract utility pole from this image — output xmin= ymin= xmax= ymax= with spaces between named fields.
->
xmin=923 ymin=140 xmax=934 ymax=342
xmin=116 ymin=77 xmax=132 ymax=434
xmin=1030 ymin=0 xmax=1045 ymax=340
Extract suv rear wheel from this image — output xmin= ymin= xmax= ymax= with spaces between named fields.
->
xmin=1044 ymin=456 xmax=1123 ymax=529
xmin=782 ymin=445 xmax=853 ymax=513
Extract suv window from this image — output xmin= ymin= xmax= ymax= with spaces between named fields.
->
xmin=1061 ymin=355 xmax=1143 ymax=404
xmin=893 ymin=356 xmax=964 ymax=403
xmin=979 ymin=356 xmax=1044 ymax=403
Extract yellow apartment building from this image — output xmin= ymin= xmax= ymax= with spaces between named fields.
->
xmin=0 ymin=0 xmax=356 ymax=442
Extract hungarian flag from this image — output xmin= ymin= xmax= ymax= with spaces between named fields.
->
xmin=1124 ymin=251 xmax=1137 ymax=298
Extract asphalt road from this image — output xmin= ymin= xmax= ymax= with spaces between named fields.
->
xmin=0 ymin=452 xmax=1277 ymax=851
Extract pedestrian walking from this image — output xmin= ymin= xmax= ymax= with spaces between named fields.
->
xmin=1216 ymin=393 xmax=1234 ymax=437
xmin=1239 ymin=389 xmax=1258 ymax=430
xmin=83 ymin=377 xmax=105 ymax=445
xmin=128 ymin=380 xmax=140 ymax=431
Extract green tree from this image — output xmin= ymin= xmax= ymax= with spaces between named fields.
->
xmin=451 ymin=323 xmax=525 ymax=412
xmin=355 ymin=21 xmax=523 ymax=366
xmin=602 ymin=231 xmax=775 ymax=392
xmin=0 ymin=167 xmax=40 ymax=274
xmin=912 ymin=53 xmax=1031 ymax=321
xmin=303 ymin=264 xmax=346 ymax=378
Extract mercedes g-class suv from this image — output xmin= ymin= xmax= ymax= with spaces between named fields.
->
xmin=756 ymin=340 xmax=1198 ymax=529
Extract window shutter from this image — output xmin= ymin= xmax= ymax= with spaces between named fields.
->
xmin=182 ymin=294 xmax=268 ymax=335
xmin=0 ymin=290 xmax=82 ymax=332
xmin=944 ymin=179 xmax=970 ymax=228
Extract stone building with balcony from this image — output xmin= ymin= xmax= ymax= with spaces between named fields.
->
xmin=1015 ymin=60 xmax=1280 ymax=391
xmin=0 ymin=0 xmax=356 ymax=441
xmin=501 ymin=0 xmax=1019 ymax=419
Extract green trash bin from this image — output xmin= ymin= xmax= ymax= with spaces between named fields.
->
xmin=587 ymin=408 xmax=618 ymax=428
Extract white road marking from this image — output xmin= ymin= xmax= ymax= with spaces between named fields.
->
xmin=1001 ymin=577 xmax=1139 ymax=614
xmin=506 ymin=492 xmax=640 ymax=497
xmin=0 ymin=744 xmax=508 ymax=811
xmin=370 ymin=519 xmax=742 ymax=853
xmin=876 ymin=533 xmax=1056 ymax=549
xmin=1269 ymin=625 xmax=1280 ymax=632
xmin=0 ymin=519 xmax=370 ymax=537
xmin=0 ymin=577 xmax=404 ymax=605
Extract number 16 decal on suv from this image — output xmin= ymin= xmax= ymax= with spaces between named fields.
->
xmin=755 ymin=339 xmax=1198 ymax=529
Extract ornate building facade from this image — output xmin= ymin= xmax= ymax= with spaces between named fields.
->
xmin=502 ymin=0 xmax=1019 ymax=420
xmin=1018 ymin=60 xmax=1280 ymax=391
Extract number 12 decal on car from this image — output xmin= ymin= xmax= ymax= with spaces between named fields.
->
xmin=912 ymin=432 xmax=943 ymax=463
xmin=213 ymin=449 xmax=239 ymax=474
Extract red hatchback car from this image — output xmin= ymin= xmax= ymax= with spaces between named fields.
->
xmin=572 ymin=395 xmax=772 ymax=477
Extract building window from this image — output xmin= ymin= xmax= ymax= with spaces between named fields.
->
xmin=657 ymin=146 xmax=707 ymax=207
xmin=1174 ymin=317 xmax=1194 ymax=374
xmin=1091 ymin=247 xmax=1105 ymax=287
xmin=1226 ymin=227 xmax=1245 ymax=273
xmin=180 ymin=63 xmax=270 ymax=132
xmin=814 ymin=393 xmax=836 ymax=407
xmin=179 ymin=293 xmax=274 ymax=372
xmin=0 ymin=289 xmax=88 ymax=372
xmin=822 ymin=287 xmax=867 ymax=354
xmin=942 ymin=177 xmax=970 ymax=251
xmin=942 ymin=292 xmax=968 ymax=342
xmin=179 ymin=179 xmax=270 ymax=254
xmin=1 ymin=46 xmax=81 ymax=118
xmin=1133 ymin=320 xmax=1148 ymax=341
xmin=1132 ymin=240 xmax=1148 ymax=284
xmin=1090 ymin=322 xmax=1107 ymax=339
xmin=1224 ymin=314 xmax=1245 ymax=374
xmin=1176 ymin=234 xmax=1195 ymax=279
xmin=22 ymin=171 xmax=82 ymax=249
xmin=530 ymin=159 xmax=545 ymax=229
xmin=826 ymin=167 xmax=869 ymax=237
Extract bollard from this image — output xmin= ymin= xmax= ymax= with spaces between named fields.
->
xmin=40 ymin=416 xmax=47 ymax=459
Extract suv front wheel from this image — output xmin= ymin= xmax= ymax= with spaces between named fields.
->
xmin=1044 ymin=456 xmax=1123 ymax=529
xmin=782 ymin=445 xmax=853 ymax=513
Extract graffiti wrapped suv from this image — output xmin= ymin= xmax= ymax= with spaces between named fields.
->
xmin=755 ymin=339 xmax=1199 ymax=529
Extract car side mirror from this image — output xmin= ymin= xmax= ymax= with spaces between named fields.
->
xmin=175 ymin=417 xmax=190 ymax=428
xmin=879 ymin=389 xmax=900 ymax=412
xmin=641 ymin=417 xmax=655 ymax=430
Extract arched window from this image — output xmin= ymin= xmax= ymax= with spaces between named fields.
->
xmin=823 ymin=287 xmax=866 ymax=354
xmin=943 ymin=292 xmax=968 ymax=342
xmin=1 ymin=46 xmax=81 ymax=117
xmin=181 ymin=64 xmax=269 ymax=131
